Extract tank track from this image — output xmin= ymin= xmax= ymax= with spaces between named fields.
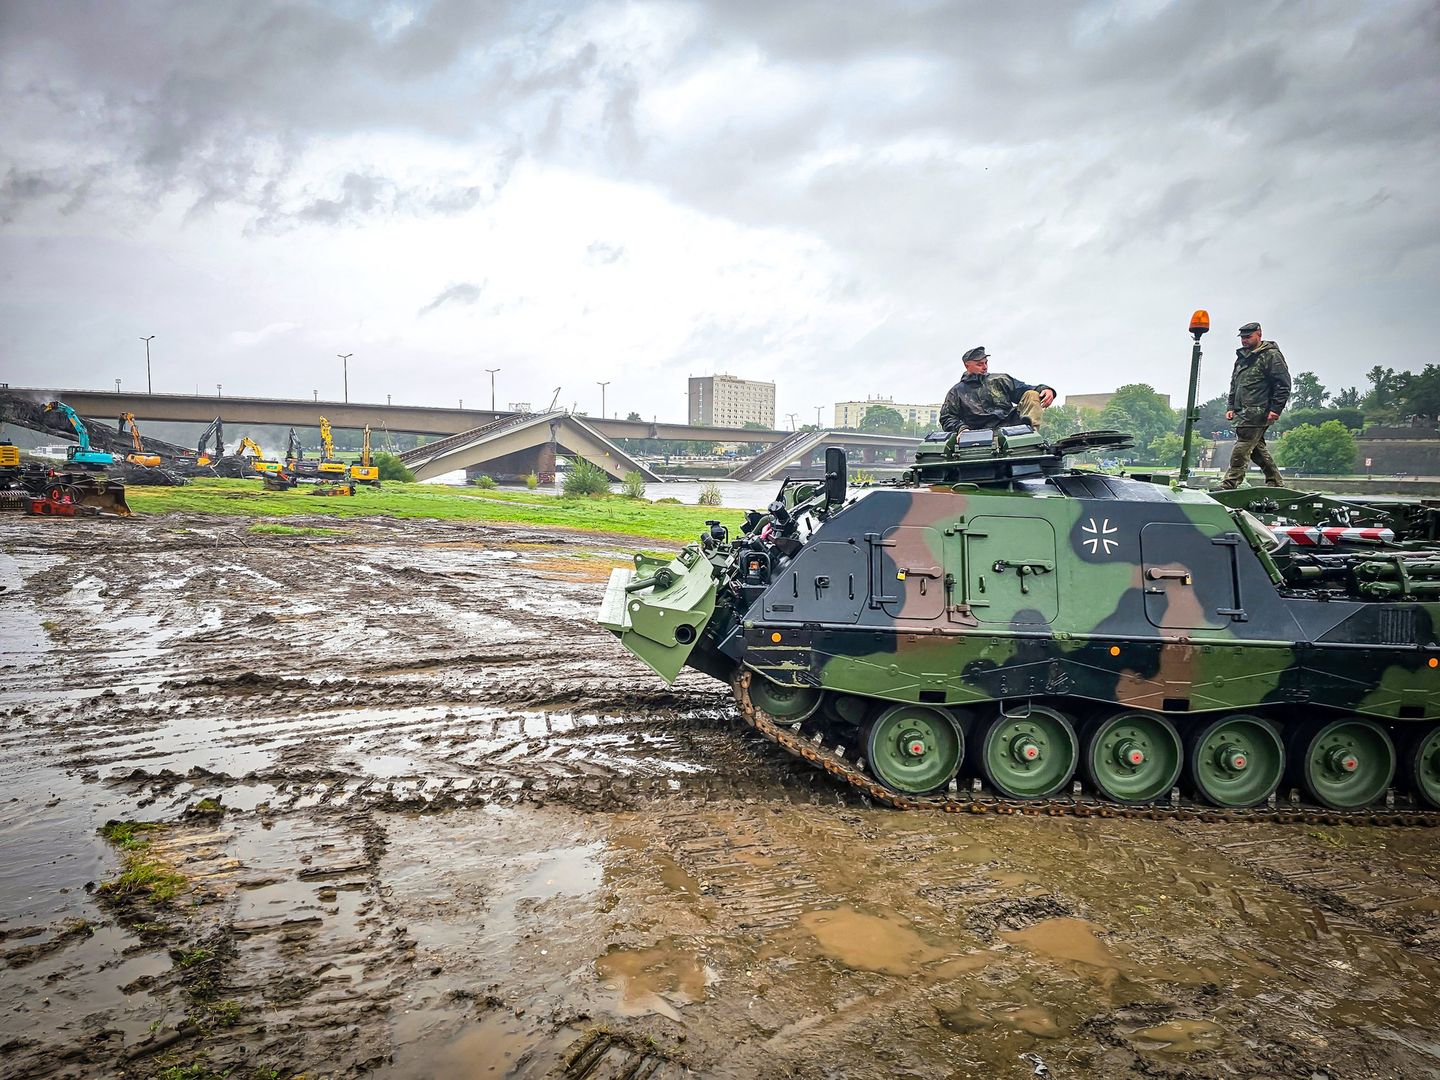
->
xmin=731 ymin=670 xmax=1440 ymax=827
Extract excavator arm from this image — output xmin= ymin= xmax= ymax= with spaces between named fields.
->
xmin=349 ymin=424 xmax=379 ymax=484
xmin=314 ymin=418 xmax=346 ymax=477
xmin=44 ymin=402 xmax=113 ymax=467
xmin=237 ymin=436 xmax=280 ymax=474
xmin=117 ymin=412 xmax=161 ymax=468
xmin=196 ymin=417 xmax=224 ymax=464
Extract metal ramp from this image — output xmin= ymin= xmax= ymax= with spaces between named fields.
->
xmin=398 ymin=411 xmax=662 ymax=483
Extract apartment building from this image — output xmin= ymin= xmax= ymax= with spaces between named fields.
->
xmin=834 ymin=396 xmax=943 ymax=430
xmin=688 ymin=374 xmax=776 ymax=428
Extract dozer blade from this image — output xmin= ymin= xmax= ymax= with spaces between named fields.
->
xmin=71 ymin=479 xmax=131 ymax=516
xmin=598 ymin=546 xmax=716 ymax=684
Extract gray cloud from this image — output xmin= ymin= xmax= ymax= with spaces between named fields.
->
xmin=419 ymin=281 xmax=485 ymax=316
xmin=1 ymin=1 xmax=1437 ymax=417
xmin=585 ymin=240 xmax=625 ymax=265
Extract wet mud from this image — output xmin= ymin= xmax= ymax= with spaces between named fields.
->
xmin=2 ymin=513 xmax=1439 ymax=1079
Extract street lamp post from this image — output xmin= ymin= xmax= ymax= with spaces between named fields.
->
xmin=387 ymin=393 xmax=391 ymax=406
xmin=140 ymin=335 xmax=155 ymax=394
xmin=115 ymin=378 xmax=121 ymax=393
xmin=217 ymin=384 xmax=222 ymax=397
xmin=485 ymin=368 xmax=500 ymax=411
xmin=597 ymin=381 xmax=610 ymax=419
xmin=814 ymin=405 xmax=823 ymax=428
xmin=338 ymin=353 xmax=353 ymax=403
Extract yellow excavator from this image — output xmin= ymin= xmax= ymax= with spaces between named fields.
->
xmin=237 ymin=437 xmax=281 ymax=474
xmin=118 ymin=413 xmax=162 ymax=468
xmin=349 ymin=425 xmax=379 ymax=484
xmin=316 ymin=417 xmax=349 ymax=479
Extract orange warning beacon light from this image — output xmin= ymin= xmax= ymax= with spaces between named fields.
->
xmin=1189 ymin=309 xmax=1210 ymax=337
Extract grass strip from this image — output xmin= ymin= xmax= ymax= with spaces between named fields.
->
xmin=125 ymin=479 xmax=745 ymax=544
xmin=98 ymin=820 xmax=188 ymax=904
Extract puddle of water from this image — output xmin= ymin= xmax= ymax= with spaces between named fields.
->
xmin=1000 ymin=917 xmax=1117 ymax=970
xmin=939 ymin=1002 xmax=1067 ymax=1039
xmin=1129 ymin=1018 xmax=1225 ymax=1053
xmin=381 ymin=1010 xmax=552 ymax=1078
xmin=989 ymin=871 xmax=1037 ymax=888
xmin=594 ymin=942 xmax=711 ymax=1020
xmin=953 ymin=845 xmax=998 ymax=863
xmin=797 ymin=906 xmax=951 ymax=976
xmin=933 ymin=951 xmax=996 ymax=978
xmin=0 ymin=554 xmax=57 ymax=677
xmin=90 ymin=713 xmax=279 ymax=778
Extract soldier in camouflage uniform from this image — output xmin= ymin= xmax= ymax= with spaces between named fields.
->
xmin=939 ymin=346 xmax=1056 ymax=432
xmin=1219 ymin=321 xmax=1291 ymax=490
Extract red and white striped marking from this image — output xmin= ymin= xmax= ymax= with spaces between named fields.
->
xmin=1275 ymin=526 xmax=1395 ymax=546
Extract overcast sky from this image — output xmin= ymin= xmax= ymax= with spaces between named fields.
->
xmin=2 ymin=0 xmax=1437 ymax=426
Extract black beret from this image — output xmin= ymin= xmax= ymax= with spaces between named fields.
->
xmin=962 ymin=346 xmax=989 ymax=363
xmin=1237 ymin=322 xmax=1261 ymax=334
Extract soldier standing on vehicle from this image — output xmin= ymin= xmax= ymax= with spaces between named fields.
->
xmin=1219 ymin=321 xmax=1291 ymax=489
xmin=939 ymin=346 xmax=1057 ymax=432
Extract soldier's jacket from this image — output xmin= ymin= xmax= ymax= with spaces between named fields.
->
xmin=940 ymin=372 xmax=1054 ymax=432
xmin=1227 ymin=341 xmax=1291 ymax=422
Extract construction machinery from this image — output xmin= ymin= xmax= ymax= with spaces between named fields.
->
xmin=32 ymin=402 xmax=131 ymax=514
xmin=349 ymin=425 xmax=380 ymax=485
xmin=46 ymin=402 xmax=114 ymax=469
xmin=0 ymin=405 xmax=129 ymax=514
xmin=117 ymin=413 xmax=162 ymax=468
xmin=196 ymin=417 xmax=224 ymax=466
xmin=317 ymin=417 xmax=350 ymax=479
xmin=237 ymin=437 xmax=281 ymax=475
xmin=285 ymin=423 xmax=346 ymax=482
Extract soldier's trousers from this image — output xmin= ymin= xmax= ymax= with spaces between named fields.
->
xmin=1017 ymin=390 xmax=1045 ymax=427
xmin=1221 ymin=423 xmax=1282 ymax=488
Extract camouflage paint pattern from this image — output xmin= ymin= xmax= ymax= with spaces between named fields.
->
xmin=726 ymin=482 xmax=1440 ymax=723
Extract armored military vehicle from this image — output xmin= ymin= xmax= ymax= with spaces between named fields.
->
xmin=600 ymin=426 xmax=1440 ymax=820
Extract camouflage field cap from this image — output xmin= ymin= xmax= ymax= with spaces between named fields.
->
xmin=1238 ymin=322 xmax=1261 ymax=334
xmin=962 ymin=346 xmax=990 ymax=363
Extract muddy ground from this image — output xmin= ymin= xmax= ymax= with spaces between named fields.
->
xmin=2 ymin=512 xmax=1439 ymax=1080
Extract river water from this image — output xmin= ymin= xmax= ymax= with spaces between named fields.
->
xmin=431 ymin=473 xmax=837 ymax=510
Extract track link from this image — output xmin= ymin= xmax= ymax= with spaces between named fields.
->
xmin=731 ymin=670 xmax=1440 ymax=827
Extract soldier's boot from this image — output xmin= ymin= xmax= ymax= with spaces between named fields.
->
xmin=1017 ymin=390 xmax=1045 ymax=428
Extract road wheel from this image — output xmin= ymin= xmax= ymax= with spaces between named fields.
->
xmin=1399 ymin=724 xmax=1440 ymax=810
xmin=976 ymin=705 xmax=1078 ymax=799
xmin=748 ymin=676 xmax=821 ymax=725
xmin=1291 ymin=718 xmax=1395 ymax=810
xmin=1083 ymin=711 xmax=1183 ymax=804
xmin=1186 ymin=714 xmax=1285 ymax=808
xmin=865 ymin=704 xmax=963 ymax=795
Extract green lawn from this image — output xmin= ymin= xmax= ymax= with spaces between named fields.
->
xmin=124 ymin=479 xmax=743 ymax=544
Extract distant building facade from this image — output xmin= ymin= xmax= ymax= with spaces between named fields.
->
xmin=1066 ymin=392 xmax=1172 ymax=412
xmin=688 ymin=374 xmax=776 ymax=428
xmin=835 ymin=396 xmax=943 ymax=430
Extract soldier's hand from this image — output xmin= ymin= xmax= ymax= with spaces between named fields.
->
xmin=1225 ymin=410 xmax=1234 ymax=420
xmin=1039 ymin=388 xmax=1055 ymax=407
xmin=1267 ymin=411 xmax=1279 ymax=422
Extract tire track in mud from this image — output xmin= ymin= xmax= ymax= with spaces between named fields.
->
xmin=1190 ymin=827 xmax=1440 ymax=958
